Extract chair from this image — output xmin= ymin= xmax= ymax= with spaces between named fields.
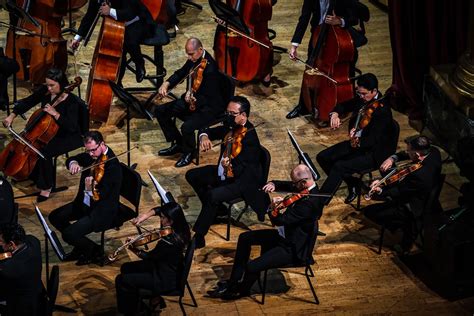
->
xmin=222 ymin=145 xmax=271 ymax=241
xmin=377 ymin=173 xmax=446 ymax=254
xmin=259 ymin=222 xmax=320 ymax=305
xmin=137 ymin=237 xmax=198 ymax=315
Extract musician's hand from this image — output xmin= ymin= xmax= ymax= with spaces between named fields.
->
xmin=380 ymin=157 xmax=395 ymax=172
xmin=158 ymin=81 xmax=170 ymax=97
xmin=325 ymin=11 xmax=342 ymax=26
xmin=262 ymin=182 xmax=276 ymax=193
xmin=85 ymin=176 xmax=94 ymax=191
xmin=131 ymin=209 xmax=154 ymax=226
xmin=369 ymin=180 xmax=382 ymax=194
xmin=71 ymin=39 xmax=81 ymax=50
xmin=330 ymin=113 xmax=341 ymax=129
xmin=221 ymin=157 xmax=230 ymax=167
xmin=272 ymin=196 xmax=283 ymax=204
xmin=199 ymin=135 xmax=212 ymax=152
xmin=289 ymin=45 xmax=298 ymax=60
xmin=69 ymin=161 xmax=81 ymax=175
xmin=43 ymin=104 xmax=59 ymax=118
xmin=99 ymin=3 xmax=111 ymax=16
xmin=349 ymin=128 xmax=356 ymax=138
xmin=2 ymin=113 xmax=16 ymax=128
xmin=184 ymin=91 xmax=192 ymax=103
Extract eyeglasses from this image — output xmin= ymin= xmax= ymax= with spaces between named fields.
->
xmin=292 ymin=178 xmax=308 ymax=186
xmin=225 ymin=111 xmax=243 ymax=117
xmin=84 ymin=144 xmax=101 ymax=154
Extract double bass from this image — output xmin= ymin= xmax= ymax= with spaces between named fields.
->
xmin=6 ymin=0 xmax=68 ymax=84
xmin=213 ymin=0 xmax=273 ymax=83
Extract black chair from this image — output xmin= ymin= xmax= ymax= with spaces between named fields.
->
xmin=259 ymin=222 xmax=320 ymax=305
xmin=377 ymin=173 xmax=446 ymax=254
xmin=137 ymin=237 xmax=198 ymax=315
xmin=222 ymin=145 xmax=271 ymax=241
xmin=44 ymin=265 xmax=60 ymax=316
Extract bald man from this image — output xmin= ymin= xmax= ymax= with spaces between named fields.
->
xmin=208 ymin=165 xmax=323 ymax=300
xmin=155 ymin=37 xmax=225 ymax=167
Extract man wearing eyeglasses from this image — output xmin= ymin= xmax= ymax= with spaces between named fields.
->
xmin=185 ymin=96 xmax=270 ymax=248
xmin=316 ymin=73 xmax=397 ymax=205
xmin=49 ymin=131 xmax=122 ymax=266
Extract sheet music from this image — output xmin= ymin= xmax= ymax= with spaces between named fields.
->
xmin=147 ymin=170 xmax=170 ymax=204
xmin=35 ymin=205 xmax=65 ymax=260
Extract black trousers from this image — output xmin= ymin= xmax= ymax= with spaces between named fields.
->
xmin=49 ymin=202 xmax=100 ymax=257
xmin=317 ymin=140 xmax=377 ymax=204
xmin=0 ymin=54 xmax=19 ymax=110
xmin=118 ymin=21 xmax=147 ymax=82
xmin=185 ymin=165 xmax=242 ymax=236
xmin=229 ymin=229 xmax=294 ymax=293
xmin=155 ymin=99 xmax=219 ymax=154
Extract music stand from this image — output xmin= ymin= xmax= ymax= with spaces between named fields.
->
xmin=147 ymin=170 xmax=176 ymax=205
xmin=209 ymin=0 xmax=250 ymax=76
xmin=109 ymin=80 xmax=153 ymax=168
xmin=287 ymin=129 xmax=321 ymax=181
xmin=34 ymin=205 xmax=76 ymax=313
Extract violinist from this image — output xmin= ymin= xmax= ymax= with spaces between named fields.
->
xmin=2 ymin=68 xmax=85 ymax=202
xmin=207 ymin=165 xmax=322 ymax=300
xmin=71 ymin=0 xmax=154 ymax=83
xmin=49 ymin=131 xmax=122 ymax=266
xmin=286 ymin=0 xmax=359 ymax=120
xmin=0 ymin=223 xmax=42 ymax=316
xmin=155 ymin=37 xmax=225 ymax=167
xmin=316 ymin=73 xmax=396 ymax=205
xmin=115 ymin=202 xmax=191 ymax=314
xmin=185 ymin=96 xmax=269 ymax=248
xmin=362 ymin=136 xmax=441 ymax=255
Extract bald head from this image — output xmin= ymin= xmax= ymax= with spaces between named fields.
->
xmin=186 ymin=37 xmax=203 ymax=50
xmin=185 ymin=37 xmax=204 ymax=62
xmin=291 ymin=164 xmax=313 ymax=182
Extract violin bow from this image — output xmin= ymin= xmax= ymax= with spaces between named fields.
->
xmin=291 ymin=56 xmax=337 ymax=84
xmin=6 ymin=126 xmax=46 ymax=159
xmin=211 ymin=122 xmax=265 ymax=148
xmin=269 ymin=190 xmax=332 ymax=198
xmin=77 ymin=145 xmax=138 ymax=173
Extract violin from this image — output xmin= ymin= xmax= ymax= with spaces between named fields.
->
xmin=187 ymin=59 xmax=208 ymax=111
xmin=222 ymin=125 xmax=248 ymax=178
xmin=91 ymin=154 xmax=107 ymax=201
xmin=350 ymin=96 xmax=385 ymax=148
xmin=0 ymin=252 xmax=13 ymax=261
xmin=268 ymin=189 xmax=309 ymax=218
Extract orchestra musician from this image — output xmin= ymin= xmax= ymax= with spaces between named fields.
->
xmin=316 ymin=73 xmax=397 ymax=205
xmin=2 ymin=68 xmax=85 ymax=202
xmin=155 ymin=37 xmax=226 ymax=168
xmin=185 ymin=96 xmax=270 ymax=248
xmin=362 ymin=136 xmax=442 ymax=254
xmin=207 ymin=164 xmax=322 ymax=300
xmin=71 ymin=0 xmax=154 ymax=84
xmin=49 ymin=131 xmax=122 ymax=266
xmin=286 ymin=0 xmax=359 ymax=120
xmin=115 ymin=202 xmax=191 ymax=315
xmin=0 ymin=223 xmax=42 ymax=316
xmin=0 ymin=47 xmax=19 ymax=111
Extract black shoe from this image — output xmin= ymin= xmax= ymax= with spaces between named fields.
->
xmin=63 ymin=248 xmax=82 ymax=262
xmin=257 ymin=212 xmax=265 ymax=222
xmin=220 ymin=288 xmax=248 ymax=300
xmin=207 ymin=281 xmax=230 ymax=298
xmin=136 ymin=66 xmax=146 ymax=83
xmin=194 ymin=234 xmax=205 ymax=249
xmin=158 ymin=144 xmax=181 ymax=156
xmin=36 ymin=194 xmax=49 ymax=203
xmin=286 ymin=105 xmax=308 ymax=119
xmin=175 ymin=152 xmax=194 ymax=167
xmin=75 ymin=254 xmax=93 ymax=266
xmin=344 ymin=187 xmax=359 ymax=204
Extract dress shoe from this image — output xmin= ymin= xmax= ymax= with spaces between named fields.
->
xmin=194 ymin=234 xmax=205 ymax=249
xmin=75 ymin=254 xmax=92 ymax=266
xmin=136 ymin=66 xmax=146 ymax=83
xmin=36 ymin=194 xmax=49 ymax=203
xmin=175 ymin=152 xmax=194 ymax=168
xmin=63 ymin=248 xmax=82 ymax=262
xmin=316 ymin=120 xmax=329 ymax=128
xmin=344 ymin=186 xmax=359 ymax=204
xmin=158 ymin=144 xmax=181 ymax=156
xmin=286 ymin=104 xmax=308 ymax=119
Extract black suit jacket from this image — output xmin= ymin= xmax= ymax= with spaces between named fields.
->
xmin=292 ymin=0 xmax=358 ymax=44
xmin=333 ymin=93 xmax=396 ymax=166
xmin=382 ymin=147 xmax=442 ymax=217
xmin=0 ymin=235 xmax=42 ymax=316
xmin=202 ymin=121 xmax=270 ymax=214
xmin=167 ymin=52 xmax=225 ymax=115
xmin=270 ymin=182 xmax=322 ymax=262
xmin=66 ymin=148 xmax=122 ymax=231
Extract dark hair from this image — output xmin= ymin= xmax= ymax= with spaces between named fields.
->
xmin=0 ymin=223 xmax=26 ymax=245
xmin=356 ymin=73 xmax=378 ymax=91
xmin=156 ymin=202 xmax=191 ymax=247
xmin=406 ymin=135 xmax=431 ymax=156
xmin=46 ymin=68 xmax=69 ymax=90
xmin=230 ymin=95 xmax=251 ymax=116
xmin=83 ymin=130 xmax=104 ymax=144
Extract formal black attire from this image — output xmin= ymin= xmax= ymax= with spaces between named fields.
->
xmin=0 ymin=50 xmax=19 ymax=110
xmin=186 ymin=121 xmax=270 ymax=237
xmin=49 ymin=148 xmax=122 ymax=257
xmin=316 ymin=93 xmax=396 ymax=203
xmin=0 ymin=235 xmax=42 ymax=316
xmin=363 ymin=148 xmax=442 ymax=249
xmin=12 ymin=86 xmax=85 ymax=190
xmin=155 ymin=51 xmax=225 ymax=155
xmin=115 ymin=230 xmax=185 ymax=314
xmin=227 ymin=181 xmax=322 ymax=293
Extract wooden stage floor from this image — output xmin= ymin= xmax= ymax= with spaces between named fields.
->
xmin=0 ymin=0 xmax=473 ymax=315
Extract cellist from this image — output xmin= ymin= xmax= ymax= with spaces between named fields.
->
xmin=2 ymin=68 xmax=85 ymax=202
xmin=286 ymin=0 xmax=359 ymax=120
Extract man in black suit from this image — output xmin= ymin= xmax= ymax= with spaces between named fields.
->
xmin=363 ymin=136 xmax=442 ymax=254
xmin=185 ymin=96 xmax=269 ymax=248
xmin=0 ymin=47 xmax=19 ymax=111
xmin=155 ymin=37 xmax=226 ymax=167
xmin=316 ymin=73 xmax=397 ymax=205
xmin=49 ymin=131 xmax=122 ymax=265
xmin=0 ymin=223 xmax=42 ymax=316
xmin=207 ymin=164 xmax=322 ymax=299
xmin=71 ymin=0 xmax=153 ymax=83
xmin=286 ymin=0 xmax=359 ymax=120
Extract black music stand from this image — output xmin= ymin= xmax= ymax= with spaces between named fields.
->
xmin=34 ymin=205 xmax=76 ymax=313
xmin=109 ymin=80 xmax=153 ymax=168
xmin=287 ymin=129 xmax=321 ymax=181
xmin=209 ymin=0 xmax=249 ymax=77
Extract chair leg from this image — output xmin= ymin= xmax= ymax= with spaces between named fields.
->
xmin=305 ymin=266 xmax=319 ymax=304
xmin=226 ymin=204 xmax=232 ymax=241
xmin=308 ymin=265 xmax=314 ymax=277
xmin=378 ymin=226 xmax=385 ymax=254
xmin=178 ymin=296 xmax=186 ymax=316
xmin=100 ymin=231 xmax=105 ymax=267
xmin=260 ymin=269 xmax=268 ymax=305
xmin=235 ymin=203 xmax=249 ymax=222
xmin=185 ymin=281 xmax=198 ymax=307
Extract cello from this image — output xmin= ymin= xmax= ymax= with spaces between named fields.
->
xmin=5 ymin=0 xmax=68 ymax=84
xmin=300 ymin=1 xmax=355 ymax=124
xmin=213 ymin=0 xmax=273 ymax=83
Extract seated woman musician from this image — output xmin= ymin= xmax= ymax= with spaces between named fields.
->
xmin=115 ymin=202 xmax=191 ymax=315
xmin=2 ymin=68 xmax=85 ymax=202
